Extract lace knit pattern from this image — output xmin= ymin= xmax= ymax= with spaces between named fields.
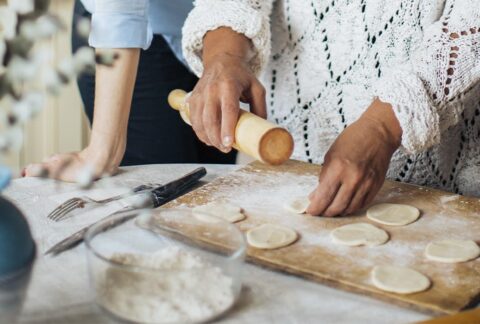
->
xmin=183 ymin=0 xmax=480 ymax=196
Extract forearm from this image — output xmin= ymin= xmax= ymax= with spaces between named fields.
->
xmin=359 ymin=99 xmax=403 ymax=150
xmin=202 ymin=27 xmax=253 ymax=67
xmin=88 ymin=48 xmax=140 ymax=164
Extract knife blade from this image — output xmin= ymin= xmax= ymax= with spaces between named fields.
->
xmin=45 ymin=167 xmax=207 ymax=256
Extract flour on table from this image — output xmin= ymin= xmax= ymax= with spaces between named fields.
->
xmin=366 ymin=203 xmax=420 ymax=226
xmin=192 ymin=202 xmax=245 ymax=223
xmin=331 ymin=223 xmax=389 ymax=247
xmin=371 ymin=265 xmax=431 ymax=294
xmin=247 ymin=224 xmax=298 ymax=249
xmin=425 ymin=240 xmax=480 ymax=263
xmin=97 ymin=247 xmax=235 ymax=323
xmin=283 ymin=196 xmax=310 ymax=214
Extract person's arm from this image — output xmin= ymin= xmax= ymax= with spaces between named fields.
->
xmin=182 ymin=0 xmax=274 ymax=152
xmin=25 ymin=0 xmax=152 ymax=181
xmin=25 ymin=48 xmax=139 ymax=181
xmin=307 ymin=0 xmax=480 ymax=216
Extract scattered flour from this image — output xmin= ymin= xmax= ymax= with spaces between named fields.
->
xmin=96 ymin=246 xmax=235 ymax=323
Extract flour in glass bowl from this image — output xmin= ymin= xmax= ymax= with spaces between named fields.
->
xmin=96 ymin=246 xmax=235 ymax=323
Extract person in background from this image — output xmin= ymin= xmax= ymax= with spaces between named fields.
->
xmin=24 ymin=0 xmax=236 ymax=181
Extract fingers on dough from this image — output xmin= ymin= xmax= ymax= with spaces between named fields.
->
xmin=246 ymin=224 xmax=298 ymax=249
xmin=366 ymin=203 xmax=420 ymax=226
xmin=192 ymin=202 xmax=245 ymax=223
xmin=371 ymin=265 xmax=431 ymax=294
xmin=330 ymin=223 xmax=389 ymax=246
xmin=425 ymin=240 xmax=480 ymax=263
xmin=283 ymin=197 xmax=310 ymax=214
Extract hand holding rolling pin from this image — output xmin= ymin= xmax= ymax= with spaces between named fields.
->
xmin=181 ymin=27 xmax=403 ymax=217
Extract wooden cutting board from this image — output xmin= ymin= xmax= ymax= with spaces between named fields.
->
xmin=162 ymin=160 xmax=480 ymax=315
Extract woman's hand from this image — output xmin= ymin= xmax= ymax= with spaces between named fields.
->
xmin=24 ymin=132 xmax=126 ymax=182
xmin=306 ymin=99 xmax=403 ymax=216
xmin=188 ymin=27 xmax=266 ymax=153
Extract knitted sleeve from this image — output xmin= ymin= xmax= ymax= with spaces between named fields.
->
xmin=182 ymin=0 xmax=274 ymax=77
xmin=372 ymin=0 xmax=480 ymax=154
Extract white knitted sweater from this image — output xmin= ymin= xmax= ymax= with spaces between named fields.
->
xmin=183 ymin=0 xmax=480 ymax=196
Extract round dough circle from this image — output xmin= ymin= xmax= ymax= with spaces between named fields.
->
xmin=192 ymin=203 xmax=245 ymax=223
xmin=425 ymin=240 xmax=480 ymax=263
xmin=367 ymin=203 xmax=420 ymax=226
xmin=371 ymin=265 xmax=431 ymax=294
xmin=283 ymin=197 xmax=310 ymax=214
xmin=330 ymin=223 xmax=389 ymax=246
xmin=246 ymin=224 xmax=298 ymax=249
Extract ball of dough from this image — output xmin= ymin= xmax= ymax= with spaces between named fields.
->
xmin=283 ymin=197 xmax=310 ymax=214
xmin=425 ymin=240 xmax=480 ymax=263
xmin=192 ymin=202 xmax=245 ymax=223
xmin=330 ymin=223 xmax=389 ymax=246
xmin=371 ymin=265 xmax=431 ymax=294
xmin=246 ymin=224 xmax=298 ymax=250
xmin=366 ymin=203 xmax=420 ymax=226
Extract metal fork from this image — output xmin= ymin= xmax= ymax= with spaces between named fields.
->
xmin=47 ymin=184 xmax=158 ymax=222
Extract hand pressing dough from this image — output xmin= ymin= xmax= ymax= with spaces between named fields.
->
xmin=192 ymin=202 xmax=245 ymax=223
xmin=425 ymin=240 xmax=480 ymax=263
xmin=283 ymin=197 xmax=310 ymax=214
xmin=246 ymin=224 xmax=298 ymax=249
xmin=331 ymin=223 xmax=389 ymax=246
xmin=371 ymin=265 xmax=431 ymax=294
xmin=367 ymin=203 xmax=420 ymax=226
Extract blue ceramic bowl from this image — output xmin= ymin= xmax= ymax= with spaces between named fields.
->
xmin=0 ymin=196 xmax=36 ymax=322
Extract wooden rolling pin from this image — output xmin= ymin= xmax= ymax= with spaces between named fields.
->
xmin=168 ymin=89 xmax=294 ymax=165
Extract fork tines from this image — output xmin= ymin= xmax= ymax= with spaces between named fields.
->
xmin=48 ymin=197 xmax=86 ymax=222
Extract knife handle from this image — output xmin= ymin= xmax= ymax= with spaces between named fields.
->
xmin=168 ymin=89 xmax=294 ymax=166
xmin=150 ymin=167 xmax=207 ymax=208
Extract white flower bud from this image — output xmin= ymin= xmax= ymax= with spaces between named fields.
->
xmin=73 ymin=46 xmax=95 ymax=73
xmin=96 ymin=50 xmax=118 ymax=67
xmin=35 ymin=15 xmax=64 ymax=39
xmin=8 ymin=0 xmax=34 ymax=15
xmin=23 ymin=92 xmax=45 ymax=114
xmin=57 ymin=57 xmax=76 ymax=80
xmin=126 ymin=192 xmax=152 ymax=209
xmin=76 ymin=165 xmax=95 ymax=189
xmin=42 ymin=68 xmax=63 ymax=95
xmin=6 ymin=56 xmax=37 ymax=82
xmin=4 ymin=126 xmax=23 ymax=151
xmin=76 ymin=17 xmax=91 ymax=39
xmin=12 ymin=99 xmax=33 ymax=123
xmin=0 ymin=7 xmax=18 ymax=40
xmin=19 ymin=20 xmax=38 ymax=40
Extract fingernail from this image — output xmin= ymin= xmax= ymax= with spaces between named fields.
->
xmin=220 ymin=145 xmax=231 ymax=153
xmin=222 ymin=136 xmax=233 ymax=147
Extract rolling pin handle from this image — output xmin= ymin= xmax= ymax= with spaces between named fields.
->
xmin=167 ymin=89 xmax=294 ymax=165
xmin=168 ymin=89 xmax=188 ymax=111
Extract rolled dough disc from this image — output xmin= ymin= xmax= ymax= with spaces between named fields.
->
xmin=371 ymin=265 xmax=431 ymax=294
xmin=330 ymin=223 xmax=389 ymax=246
xmin=246 ymin=224 xmax=298 ymax=249
xmin=192 ymin=202 xmax=245 ymax=223
xmin=366 ymin=203 xmax=420 ymax=226
xmin=283 ymin=197 xmax=310 ymax=214
xmin=425 ymin=240 xmax=480 ymax=263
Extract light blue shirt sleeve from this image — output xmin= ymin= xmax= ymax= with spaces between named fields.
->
xmin=88 ymin=0 xmax=154 ymax=50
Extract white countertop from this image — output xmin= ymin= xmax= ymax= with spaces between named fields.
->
xmin=5 ymin=164 xmax=431 ymax=323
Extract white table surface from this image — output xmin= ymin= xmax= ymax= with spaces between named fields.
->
xmin=4 ymin=164 xmax=432 ymax=324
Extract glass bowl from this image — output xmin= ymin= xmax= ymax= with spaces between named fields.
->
xmin=84 ymin=208 xmax=246 ymax=324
